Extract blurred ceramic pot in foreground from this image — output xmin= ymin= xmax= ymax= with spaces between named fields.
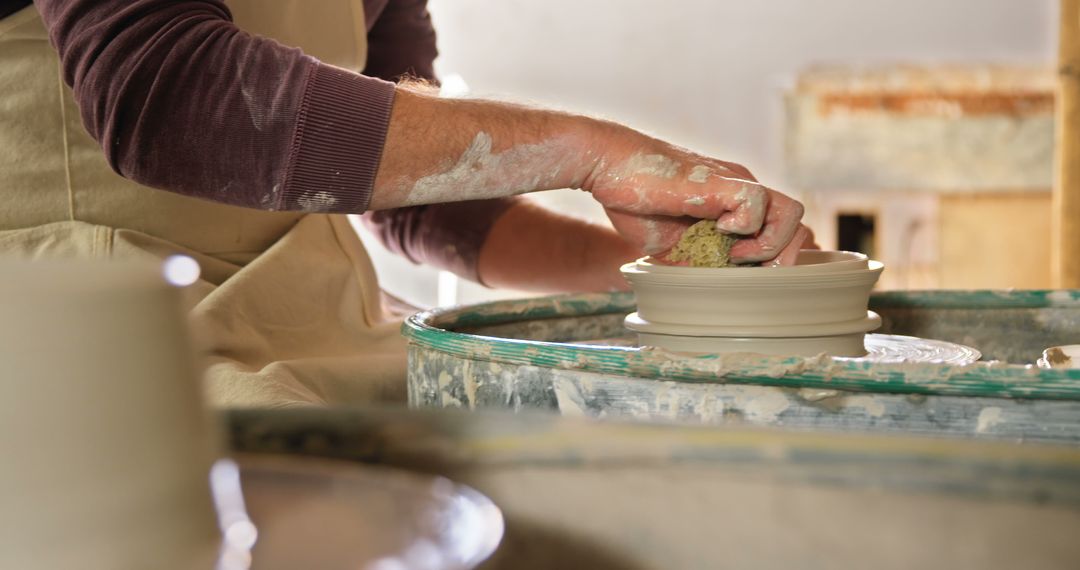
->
xmin=0 ymin=259 xmax=221 ymax=569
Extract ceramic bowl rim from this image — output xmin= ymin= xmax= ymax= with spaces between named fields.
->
xmin=625 ymin=250 xmax=870 ymax=277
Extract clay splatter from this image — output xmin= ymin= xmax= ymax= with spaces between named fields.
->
xmin=976 ymin=406 xmax=1004 ymax=433
xmin=731 ymin=386 xmax=791 ymax=422
xmin=297 ymin=190 xmax=338 ymax=212
xmin=846 ymin=395 xmax=887 ymax=418
xmin=798 ymin=388 xmax=841 ymax=402
xmin=404 ymin=132 xmax=572 ymax=205
xmin=688 ymin=165 xmax=711 ymax=183
xmin=622 ymin=153 xmax=680 ymax=179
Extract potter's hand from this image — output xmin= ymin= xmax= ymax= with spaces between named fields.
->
xmin=367 ymin=89 xmax=805 ymax=265
xmin=587 ymin=141 xmax=805 ymax=265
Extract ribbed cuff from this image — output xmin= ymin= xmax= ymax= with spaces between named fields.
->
xmin=280 ymin=63 xmax=395 ymax=213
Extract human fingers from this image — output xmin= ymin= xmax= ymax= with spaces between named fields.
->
xmin=711 ymin=181 xmax=768 ymax=234
xmin=727 ymin=191 xmax=805 ymax=264
xmin=802 ymin=225 xmax=821 ymax=250
xmin=593 ymin=171 xmax=771 ymax=236
xmin=712 ymin=160 xmax=758 ymax=182
xmin=766 ymin=225 xmax=811 ymax=266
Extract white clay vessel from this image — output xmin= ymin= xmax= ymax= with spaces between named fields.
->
xmin=621 ymin=250 xmax=885 ymax=357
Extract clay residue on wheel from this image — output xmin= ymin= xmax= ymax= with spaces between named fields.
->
xmin=1044 ymin=347 xmax=1072 ymax=366
xmin=668 ymin=220 xmax=738 ymax=267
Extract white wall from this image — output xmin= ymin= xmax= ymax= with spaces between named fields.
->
xmin=362 ymin=0 xmax=1057 ymax=307
xmin=429 ymin=0 xmax=1055 ymax=189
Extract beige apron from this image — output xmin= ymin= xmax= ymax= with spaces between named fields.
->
xmin=0 ymin=4 xmax=407 ymax=408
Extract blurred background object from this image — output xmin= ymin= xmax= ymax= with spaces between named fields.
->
xmin=790 ymin=65 xmax=1054 ymax=289
xmin=357 ymin=0 xmax=1056 ymax=305
xmin=0 ymin=260 xmax=221 ymax=569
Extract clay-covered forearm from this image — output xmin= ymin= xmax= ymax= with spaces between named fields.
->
xmin=370 ymin=88 xmax=626 ymax=209
xmin=476 ymin=200 xmax=639 ymax=293
xmin=37 ymin=0 xmax=394 ymax=212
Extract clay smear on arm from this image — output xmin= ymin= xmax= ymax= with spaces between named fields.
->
xmin=369 ymin=87 xmax=611 ymax=210
xmin=401 ymin=132 xmax=583 ymax=206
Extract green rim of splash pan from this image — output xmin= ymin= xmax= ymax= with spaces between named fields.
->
xmin=402 ymin=291 xmax=1080 ymax=401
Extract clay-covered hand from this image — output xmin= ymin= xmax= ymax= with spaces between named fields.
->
xmin=587 ymin=141 xmax=805 ymax=265
xmin=765 ymin=224 xmax=817 ymax=266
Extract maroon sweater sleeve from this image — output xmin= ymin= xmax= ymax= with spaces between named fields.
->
xmin=35 ymin=0 xmax=395 ymax=213
xmin=361 ymin=199 xmax=519 ymax=281
xmin=358 ymin=0 xmax=522 ymax=282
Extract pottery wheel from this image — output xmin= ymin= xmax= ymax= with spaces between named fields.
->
xmin=586 ymin=333 xmax=980 ymax=365
xmin=599 ymin=334 xmax=982 ymax=364
xmin=852 ymin=333 xmax=981 ymax=365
